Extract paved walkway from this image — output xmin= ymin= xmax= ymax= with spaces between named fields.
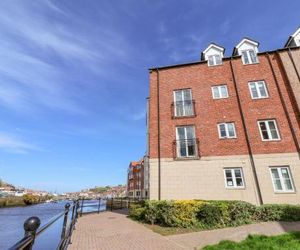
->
xmin=69 ymin=210 xmax=186 ymax=250
xmin=69 ymin=210 xmax=300 ymax=250
xmin=167 ymin=221 xmax=300 ymax=249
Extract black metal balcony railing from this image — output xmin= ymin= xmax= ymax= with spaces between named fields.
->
xmin=173 ymin=138 xmax=199 ymax=159
xmin=171 ymin=100 xmax=196 ymax=118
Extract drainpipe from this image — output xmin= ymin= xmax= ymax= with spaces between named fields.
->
xmin=156 ymin=69 xmax=161 ymax=200
xmin=267 ymin=53 xmax=300 ymax=158
xmin=229 ymin=59 xmax=263 ymax=205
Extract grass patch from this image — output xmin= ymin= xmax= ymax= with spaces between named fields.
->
xmin=202 ymin=232 xmax=300 ymax=250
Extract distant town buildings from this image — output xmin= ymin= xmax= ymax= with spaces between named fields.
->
xmin=146 ymin=27 xmax=300 ymax=205
xmin=65 ymin=185 xmax=127 ymax=199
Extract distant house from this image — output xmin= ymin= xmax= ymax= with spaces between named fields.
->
xmin=127 ymin=157 xmax=149 ymax=199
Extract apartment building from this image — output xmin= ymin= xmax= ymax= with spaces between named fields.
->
xmin=127 ymin=158 xmax=149 ymax=198
xmin=147 ymin=27 xmax=300 ymax=205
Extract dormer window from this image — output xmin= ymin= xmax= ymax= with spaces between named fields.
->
xmin=233 ymin=38 xmax=259 ymax=65
xmin=241 ymin=49 xmax=258 ymax=64
xmin=201 ymin=43 xmax=225 ymax=67
xmin=208 ymin=54 xmax=222 ymax=66
xmin=284 ymin=27 xmax=300 ymax=48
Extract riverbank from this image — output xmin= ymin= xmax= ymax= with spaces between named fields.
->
xmin=0 ymin=195 xmax=52 ymax=208
xmin=0 ymin=197 xmax=26 ymax=208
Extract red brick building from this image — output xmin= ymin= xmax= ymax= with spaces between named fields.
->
xmin=147 ymin=27 xmax=300 ymax=204
xmin=127 ymin=159 xmax=149 ymax=198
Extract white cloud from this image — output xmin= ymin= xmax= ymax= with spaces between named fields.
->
xmin=0 ymin=133 xmax=40 ymax=154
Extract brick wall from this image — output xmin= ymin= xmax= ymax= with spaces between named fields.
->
xmin=149 ymin=52 xmax=300 ymax=159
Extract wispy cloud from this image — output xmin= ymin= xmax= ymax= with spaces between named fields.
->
xmin=0 ymin=1 xmax=134 ymax=116
xmin=132 ymin=110 xmax=146 ymax=121
xmin=0 ymin=133 xmax=40 ymax=154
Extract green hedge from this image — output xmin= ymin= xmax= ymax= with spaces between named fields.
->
xmin=129 ymin=200 xmax=300 ymax=229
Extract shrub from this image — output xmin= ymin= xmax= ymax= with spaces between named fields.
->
xmin=197 ymin=201 xmax=230 ymax=228
xmin=256 ymin=204 xmax=284 ymax=221
xmin=171 ymin=200 xmax=205 ymax=227
xmin=23 ymin=194 xmax=40 ymax=205
xmin=131 ymin=200 xmax=205 ymax=227
xmin=129 ymin=199 xmax=300 ymax=230
xmin=142 ymin=200 xmax=159 ymax=225
xmin=227 ymin=201 xmax=257 ymax=226
xmin=129 ymin=203 xmax=146 ymax=221
xmin=257 ymin=204 xmax=300 ymax=222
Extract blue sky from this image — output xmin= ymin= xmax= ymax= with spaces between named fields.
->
xmin=0 ymin=0 xmax=299 ymax=192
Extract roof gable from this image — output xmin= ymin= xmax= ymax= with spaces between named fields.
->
xmin=232 ymin=37 xmax=259 ymax=55
xmin=201 ymin=43 xmax=225 ymax=60
xmin=284 ymin=27 xmax=300 ymax=47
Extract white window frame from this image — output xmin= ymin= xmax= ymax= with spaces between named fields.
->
xmin=258 ymin=120 xmax=281 ymax=141
xmin=241 ymin=49 xmax=258 ymax=65
xmin=173 ymin=89 xmax=194 ymax=117
xmin=207 ymin=54 xmax=222 ymax=66
xmin=223 ymin=168 xmax=245 ymax=188
xmin=175 ymin=126 xmax=197 ymax=158
xmin=269 ymin=166 xmax=295 ymax=193
xmin=212 ymin=85 xmax=229 ymax=99
xmin=218 ymin=123 xmax=237 ymax=139
xmin=248 ymin=80 xmax=269 ymax=99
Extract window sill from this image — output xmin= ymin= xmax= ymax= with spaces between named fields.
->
xmin=219 ymin=137 xmax=237 ymax=140
xmin=261 ymin=139 xmax=281 ymax=142
xmin=173 ymin=115 xmax=196 ymax=119
xmin=208 ymin=63 xmax=223 ymax=67
xmin=251 ymin=97 xmax=269 ymax=100
xmin=242 ymin=62 xmax=260 ymax=66
xmin=174 ymin=156 xmax=200 ymax=161
xmin=213 ymin=97 xmax=229 ymax=100
xmin=225 ymin=187 xmax=246 ymax=190
xmin=274 ymin=191 xmax=296 ymax=194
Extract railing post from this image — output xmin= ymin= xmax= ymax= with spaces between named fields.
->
xmin=75 ymin=200 xmax=79 ymax=221
xmin=97 ymin=198 xmax=101 ymax=214
xmin=110 ymin=198 xmax=113 ymax=211
xmin=23 ymin=216 xmax=41 ymax=250
xmin=80 ymin=198 xmax=84 ymax=217
xmin=120 ymin=197 xmax=123 ymax=209
xmin=68 ymin=201 xmax=76 ymax=243
xmin=60 ymin=203 xmax=70 ymax=248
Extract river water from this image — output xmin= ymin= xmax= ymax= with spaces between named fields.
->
xmin=0 ymin=200 xmax=106 ymax=250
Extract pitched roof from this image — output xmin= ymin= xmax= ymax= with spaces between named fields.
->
xmin=201 ymin=42 xmax=225 ymax=60
xmin=284 ymin=27 xmax=300 ymax=47
xmin=232 ymin=37 xmax=260 ymax=55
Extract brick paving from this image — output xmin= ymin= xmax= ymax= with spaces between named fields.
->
xmin=69 ymin=211 xmax=300 ymax=250
xmin=167 ymin=221 xmax=300 ymax=249
xmin=68 ymin=210 xmax=187 ymax=250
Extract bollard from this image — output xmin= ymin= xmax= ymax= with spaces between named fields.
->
xmin=23 ymin=216 xmax=41 ymax=250
xmin=97 ymin=198 xmax=101 ymax=214
xmin=60 ymin=203 xmax=70 ymax=246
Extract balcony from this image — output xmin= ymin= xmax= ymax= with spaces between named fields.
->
xmin=171 ymin=100 xmax=196 ymax=118
xmin=173 ymin=138 xmax=199 ymax=159
xmin=128 ymin=174 xmax=134 ymax=180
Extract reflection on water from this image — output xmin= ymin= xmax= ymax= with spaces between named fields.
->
xmin=0 ymin=200 xmax=106 ymax=250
